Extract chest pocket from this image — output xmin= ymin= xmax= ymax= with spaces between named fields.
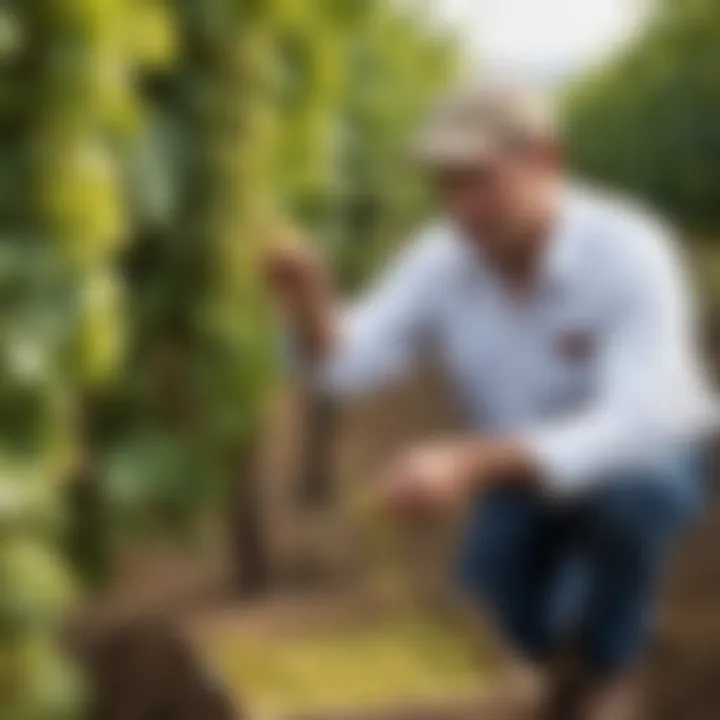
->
xmin=553 ymin=326 xmax=598 ymax=366
xmin=534 ymin=321 xmax=600 ymax=418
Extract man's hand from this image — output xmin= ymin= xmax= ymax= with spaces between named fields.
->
xmin=264 ymin=232 xmax=337 ymax=361
xmin=377 ymin=440 xmax=480 ymax=520
xmin=377 ymin=438 xmax=537 ymax=520
xmin=264 ymin=235 xmax=329 ymax=310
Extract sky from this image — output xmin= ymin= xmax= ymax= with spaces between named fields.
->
xmin=433 ymin=0 xmax=650 ymax=85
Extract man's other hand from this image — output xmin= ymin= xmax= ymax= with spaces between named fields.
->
xmin=377 ymin=438 xmax=537 ymax=520
xmin=377 ymin=440 xmax=479 ymax=520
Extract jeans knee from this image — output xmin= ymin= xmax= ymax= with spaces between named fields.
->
xmin=459 ymin=562 xmax=552 ymax=662
xmin=457 ymin=488 xmax=555 ymax=662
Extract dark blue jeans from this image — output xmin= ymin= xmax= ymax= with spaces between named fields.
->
xmin=458 ymin=452 xmax=704 ymax=677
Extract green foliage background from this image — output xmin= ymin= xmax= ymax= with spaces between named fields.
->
xmin=564 ymin=0 xmax=720 ymax=234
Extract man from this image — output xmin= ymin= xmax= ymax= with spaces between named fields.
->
xmin=265 ymin=83 xmax=716 ymax=719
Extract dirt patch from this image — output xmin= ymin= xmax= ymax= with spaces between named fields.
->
xmin=642 ymin=496 xmax=720 ymax=719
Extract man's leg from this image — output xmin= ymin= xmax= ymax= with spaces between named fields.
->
xmin=458 ymin=485 xmax=576 ymax=668
xmin=572 ymin=454 xmax=704 ymax=719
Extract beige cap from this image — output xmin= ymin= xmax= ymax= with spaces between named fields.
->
xmin=413 ymin=81 xmax=557 ymax=168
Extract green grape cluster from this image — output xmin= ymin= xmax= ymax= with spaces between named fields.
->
xmin=0 ymin=254 xmax=85 ymax=720
xmin=0 ymin=0 xmax=149 ymax=715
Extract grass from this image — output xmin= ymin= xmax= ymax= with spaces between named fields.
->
xmin=200 ymin=611 xmax=490 ymax=716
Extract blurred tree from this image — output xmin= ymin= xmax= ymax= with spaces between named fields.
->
xmin=174 ymin=0 xmax=284 ymax=594
xmin=564 ymin=0 xmax=720 ymax=233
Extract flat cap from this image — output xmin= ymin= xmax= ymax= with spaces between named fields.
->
xmin=413 ymin=81 xmax=557 ymax=168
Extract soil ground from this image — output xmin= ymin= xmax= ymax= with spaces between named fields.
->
xmin=80 ymin=375 xmax=720 ymax=719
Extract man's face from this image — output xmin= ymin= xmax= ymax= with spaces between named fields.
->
xmin=434 ymin=142 xmax=557 ymax=253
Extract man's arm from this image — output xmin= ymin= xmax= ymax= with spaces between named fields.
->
xmin=266 ymin=230 xmax=443 ymax=396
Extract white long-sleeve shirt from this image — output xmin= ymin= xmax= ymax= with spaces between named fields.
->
xmin=314 ymin=185 xmax=718 ymax=497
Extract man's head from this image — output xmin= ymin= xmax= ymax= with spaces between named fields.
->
xmin=415 ymin=82 xmax=562 ymax=255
